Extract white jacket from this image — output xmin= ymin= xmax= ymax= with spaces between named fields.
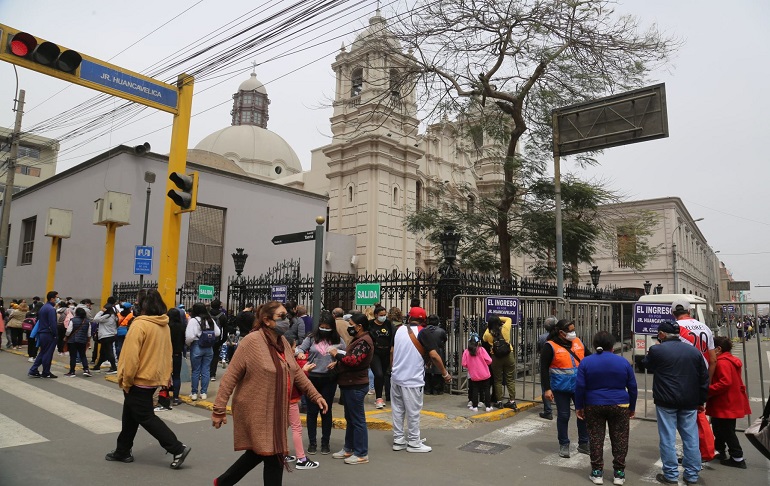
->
xmin=185 ymin=316 xmax=221 ymax=346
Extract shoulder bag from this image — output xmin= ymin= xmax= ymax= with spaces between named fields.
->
xmin=745 ymin=395 xmax=770 ymax=460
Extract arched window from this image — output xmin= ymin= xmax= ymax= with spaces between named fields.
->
xmin=416 ymin=181 xmax=422 ymax=210
xmin=351 ymin=67 xmax=363 ymax=97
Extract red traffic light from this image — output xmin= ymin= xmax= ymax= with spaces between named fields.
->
xmin=10 ymin=32 xmax=36 ymax=57
xmin=7 ymin=31 xmax=82 ymax=73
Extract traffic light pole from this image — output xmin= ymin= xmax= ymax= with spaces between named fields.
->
xmin=158 ymin=74 xmax=194 ymax=308
xmin=0 ymin=89 xmax=25 ymax=296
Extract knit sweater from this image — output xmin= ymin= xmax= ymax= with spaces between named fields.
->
xmin=117 ymin=314 xmax=172 ymax=392
xmin=574 ymin=351 xmax=638 ymax=411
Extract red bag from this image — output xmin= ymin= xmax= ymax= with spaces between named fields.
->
xmin=697 ymin=410 xmax=715 ymax=461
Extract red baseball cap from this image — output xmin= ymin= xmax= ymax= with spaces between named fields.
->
xmin=408 ymin=307 xmax=427 ymax=321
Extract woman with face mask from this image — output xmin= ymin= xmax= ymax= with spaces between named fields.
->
xmin=541 ymin=319 xmax=590 ymax=460
xmin=368 ymin=305 xmax=393 ymax=409
xmin=296 ymin=311 xmax=345 ymax=456
xmin=211 ymin=301 xmax=328 ymax=485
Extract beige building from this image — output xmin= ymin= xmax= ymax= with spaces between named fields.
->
xmin=0 ymin=127 xmax=59 ymax=199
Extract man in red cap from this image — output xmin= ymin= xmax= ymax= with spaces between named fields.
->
xmin=390 ymin=307 xmax=451 ymax=454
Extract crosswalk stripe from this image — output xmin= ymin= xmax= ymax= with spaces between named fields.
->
xmin=0 ymin=412 xmax=48 ymax=449
xmin=56 ymin=377 xmax=207 ymax=424
xmin=540 ymin=419 xmax=640 ymax=469
xmin=0 ymin=374 xmax=122 ymax=434
xmin=476 ymin=418 xmax=551 ymax=445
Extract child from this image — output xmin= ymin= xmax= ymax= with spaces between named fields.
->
xmin=706 ymin=336 xmax=752 ymax=469
xmin=462 ymin=332 xmax=493 ymax=412
xmin=287 ymin=337 xmax=320 ymax=470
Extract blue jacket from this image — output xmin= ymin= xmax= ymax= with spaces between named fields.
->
xmin=643 ymin=337 xmax=708 ymax=410
xmin=37 ymin=302 xmax=58 ymax=337
xmin=575 ymin=351 xmax=638 ymax=411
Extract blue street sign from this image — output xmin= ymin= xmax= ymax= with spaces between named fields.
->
xmin=134 ymin=245 xmax=153 ymax=276
xmin=633 ymin=303 xmax=673 ymax=335
xmin=722 ymin=305 xmax=735 ymax=314
xmin=80 ymin=60 xmax=178 ymax=110
xmin=485 ymin=296 xmax=520 ymax=325
xmin=271 ymin=285 xmax=288 ymax=303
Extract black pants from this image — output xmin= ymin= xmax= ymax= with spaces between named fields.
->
xmin=10 ymin=327 xmax=23 ymax=347
xmin=26 ymin=331 xmax=37 ymax=357
xmin=426 ymin=373 xmax=445 ymax=395
xmin=57 ymin=325 xmax=66 ymax=352
xmin=216 ymin=450 xmax=283 ymax=486
xmin=97 ymin=336 xmax=117 ymax=371
xmin=172 ymin=353 xmax=182 ymax=399
xmin=469 ymin=378 xmax=491 ymax=407
xmin=210 ymin=342 xmax=222 ymax=378
xmin=307 ymin=374 xmax=338 ymax=446
xmin=370 ymin=349 xmax=391 ymax=400
xmin=68 ymin=342 xmax=89 ymax=372
xmin=91 ymin=334 xmax=99 ymax=362
xmin=115 ymin=386 xmax=184 ymax=456
xmin=711 ymin=417 xmax=744 ymax=459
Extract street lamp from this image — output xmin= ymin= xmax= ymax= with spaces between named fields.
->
xmin=139 ymin=170 xmax=155 ymax=289
xmin=671 ymin=217 xmax=703 ymax=294
xmin=439 ymin=225 xmax=461 ymax=267
xmin=655 ymin=283 xmax=664 ymax=295
xmin=643 ymin=280 xmax=652 ymax=295
xmin=589 ymin=265 xmax=601 ymax=290
xmin=231 ymin=248 xmax=249 ymax=280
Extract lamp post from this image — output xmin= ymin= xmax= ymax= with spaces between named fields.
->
xmin=438 ymin=225 xmax=461 ymax=323
xmin=643 ymin=280 xmax=652 ymax=295
xmin=139 ymin=171 xmax=155 ymax=289
xmin=439 ymin=225 xmax=461 ymax=271
xmin=588 ymin=265 xmax=601 ymax=298
xmin=671 ymin=217 xmax=704 ymax=294
xmin=655 ymin=283 xmax=663 ymax=295
xmin=231 ymin=248 xmax=248 ymax=310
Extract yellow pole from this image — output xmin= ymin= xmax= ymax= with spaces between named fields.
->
xmin=101 ymin=222 xmax=118 ymax=305
xmin=158 ymin=74 xmax=194 ymax=308
xmin=46 ymin=236 xmax=59 ymax=292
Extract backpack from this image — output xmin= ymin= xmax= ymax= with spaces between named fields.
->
xmin=22 ymin=317 xmax=36 ymax=331
xmin=197 ymin=317 xmax=217 ymax=348
xmin=491 ymin=328 xmax=511 ymax=357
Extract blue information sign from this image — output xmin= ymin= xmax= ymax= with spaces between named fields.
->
xmin=722 ymin=305 xmax=735 ymax=314
xmin=271 ymin=285 xmax=288 ymax=303
xmin=485 ymin=296 xmax=520 ymax=324
xmin=134 ymin=245 xmax=153 ymax=276
xmin=80 ymin=60 xmax=178 ymax=110
xmin=633 ymin=302 xmax=673 ymax=335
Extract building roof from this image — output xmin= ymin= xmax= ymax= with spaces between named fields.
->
xmin=193 ymin=124 xmax=302 ymax=174
xmin=238 ymin=72 xmax=267 ymax=94
xmin=351 ymin=10 xmax=400 ymax=52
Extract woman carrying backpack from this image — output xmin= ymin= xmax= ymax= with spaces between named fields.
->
xmin=185 ymin=302 xmax=221 ymax=401
xmin=482 ymin=315 xmax=518 ymax=410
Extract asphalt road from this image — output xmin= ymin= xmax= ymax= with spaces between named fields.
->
xmin=1 ymin=349 xmax=769 ymax=486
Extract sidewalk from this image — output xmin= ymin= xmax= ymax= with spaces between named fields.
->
xmin=2 ymin=347 xmax=534 ymax=430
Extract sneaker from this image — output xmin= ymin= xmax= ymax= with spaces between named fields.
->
xmin=169 ymin=445 xmax=191 ymax=469
xmin=559 ymin=444 xmax=570 ymax=458
xmin=713 ymin=451 xmax=727 ymax=462
xmin=105 ymin=450 xmax=134 ymax=463
xmin=655 ymin=473 xmax=678 ymax=485
xmin=64 ymin=372 xmax=76 ymax=377
xmin=285 ymin=455 xmax=297 ymax=463
xmin=613 ymin=470 xmax=625 ymax=485
xmin=42 ymin=373 xmax=58 ymax=379
xmin=539 ymin=411 xmax=554 ymax=420
xmin=367 ymin=389 xmax=375 ymax=395
xmin=210 ymin=376 xmax=216 ymax=381
xmin=590 ymin=470 xmax=604 ymax=485
xmin=343 ymin=454 xmax=368 ymax=465
xmin=683 ymin=478 xmax=699 ymax=485
xmin=504 ymin=400 xmax=518 ymax=411
xmin=577 ymin=443 xmax=590 ymax=455
xmin=320 ymin=444 xmax=330 ymax=455
xmin=467 ymin=400 xmax=473 ymax=407
xmin=485 ymin=407 xmax=493 ymax=412
xmin=28 ymin=357 xmax=35 ymax=363
xmin=28 ymin=371 xmax=41 ymax=378
xmin=469 ymin=406 xmax=478 ymax=412
xmin=307 ymin=444 xmax=317 ymax=455
xmin=172 ymin=399 xmax=182 ymax=406
xmin=494 ymin=401 xmax=505 ymax=409
xmin=295 ymin=458 xmax=319 ymax=469
xmin=720 ymin=457 xmax=747 ymax=469
xmin=154 ymin=406 xmax=171 ymax=412
xmin=406 ymin=442 xmax=432 ymax=453
xmin=375 ymin=398 xmax=385 ymax=409
xmin=83 ymin=370 xmax=92 ymax=377
xmin=93 ymin=368 xmax=101 ymax=373
xmin=105 ymin=370 xmax=118 ymax=375
xmin=190 ymin=393 xmax=198 ymax=401
xmin=393 ymin=438 xmax=407 ymax=451
xmin=332 ymin=449 xmax=352 ymax=459
xmin=200 ymin=393 xmax=207 ymax=400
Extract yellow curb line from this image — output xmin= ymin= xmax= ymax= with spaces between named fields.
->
xmin=469 ymin=401 xmax=536 ymax=423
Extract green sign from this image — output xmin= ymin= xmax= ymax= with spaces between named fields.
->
xmin=355 ymin=283 xmax=381 ymax=306
xmin=198 ymin=285 xmax=215 ymax=300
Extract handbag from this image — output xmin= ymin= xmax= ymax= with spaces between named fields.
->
xmin=745 ymin=397 xmax=770 ymax=460
xmin=696 ymin=410 xmax=715 ymax=461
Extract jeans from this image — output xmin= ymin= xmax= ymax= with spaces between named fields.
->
xmin=115 ymin=386 xmax=184 ymax=456
xmin=115 ymin=335 xmax=125 ymax=361
xmin=541 ymin=382 xmax=552 ymax=415
xmin=553 ymin=390 xmax=588 ymax=446
xmin=342 ymin=385 xmax=368 ymax=457
xmin=656 ymin=406 xmax=700 ymax=482
xmin=216 ymin=451 xmax=283 ymax=486
xmin=307 ymin=374 xmax=337 ymax=446
xmin=370 ymin=349 xmax=391 ymax=399
xmin=190 ymin=342 xmax=213 ymax=394
xmin=97 ymin=336 xmax=117 ymax=371
xmin=368 ymin=369 xmax=374 ymax=390
xmin=29 ymin=332 xmax=56 ymax=375
xmin=172 ymin=353 xmax=182 ymax=399
xmin=68 ymin=342 xmax=90 ymax=372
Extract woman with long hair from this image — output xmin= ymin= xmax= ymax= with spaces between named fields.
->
xmin=211 ymin=300 xmax=327 ymax=485
xmin=482 ymin=315 xmax=517 ymax=410
xmin=186 ymin=302 xmax=221 ymax=401
xmin=297 ymin=311 xmax=344 ymax=455
xmin=167 ymin=307 xmax=186 ymax=406
xmin=368 ymin=305 xmax=394 ymax=408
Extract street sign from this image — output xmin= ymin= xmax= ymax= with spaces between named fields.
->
xmin=485 ymin=296 xmax=520 ymax=324
xmin=727 ymin=281 xmax=750 ymax=291
xmin=355 ymin=283 xmax=381 ymax=306
xmin=722 ymin=305 xmax=736 ymax=314
xmin=633 ymin=303 xmax=672 ymax=335
xmin=198 ymin=285 xmax=215 ymax=300
xmin=271 ymin=231 xmax=315 ymax=245
xmin=271 ymin=285 xmax=288 ymax=303
xmin=133 ymin=245 xmax=153 ymax=275
xmin=80 ymin=59 xmax=178 ymax=110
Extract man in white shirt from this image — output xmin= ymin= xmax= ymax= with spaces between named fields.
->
xmin=672 ymin=300 xmax=717 ymax=382
xmin=390 ymin=307 xmax=451 ymax=454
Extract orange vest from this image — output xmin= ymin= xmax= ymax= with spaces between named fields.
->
xmin=548 ymin=338 xmax=585 ymax=369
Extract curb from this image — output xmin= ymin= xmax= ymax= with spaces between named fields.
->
xmin=468 ymin=401 xmax=536 ymax=422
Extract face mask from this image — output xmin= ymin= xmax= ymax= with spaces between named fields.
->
xmin=377 ymin=316 xmax=386 ymax=323
xmin=347 ymin=325 xmax=358 ymax=337
xmin=273 ymin=319 xmax=290 ymax=335
xmin=318 ymin=327 xmax=332 ymax=333
xmin=55 ymin=298 xmax=61 ymax=304
xmin=564 ymin=331 xmax=577 ymax=341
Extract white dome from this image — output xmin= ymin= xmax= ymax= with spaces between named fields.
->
xmin=194 ymin=125 xmax=302 ymax=174
xmin=238 ymin=72 xmax=267 ymax=94
xmin=352 ymin=12 xmax=400 ymax=52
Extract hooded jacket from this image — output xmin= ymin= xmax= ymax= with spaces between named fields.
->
xmin=117 ymin=314 xmax=172 ymax=392
xmin=93 ymin=306 xmax=120 ymax=339
xmin=706 ymin=351 xmax=752 ymax=419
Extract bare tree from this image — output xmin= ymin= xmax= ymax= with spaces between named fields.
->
xmin=392 ymin=0 xmax=679 ymax=280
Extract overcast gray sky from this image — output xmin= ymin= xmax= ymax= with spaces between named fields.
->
xmin=1 ymin=0 xmax=768 ymax=302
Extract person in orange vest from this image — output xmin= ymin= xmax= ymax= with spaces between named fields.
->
xmin=541 ymin=319 xmax=589 ymax=459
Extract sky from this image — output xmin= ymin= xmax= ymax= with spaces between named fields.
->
xmin=1 ymin=0 xmax=769 ymax=302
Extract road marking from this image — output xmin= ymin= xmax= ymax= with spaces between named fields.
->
xmin=476 ymin=418 xmax=552 ymax=444
xmin=0 ymin=374 xmax=122 ymax=434
xmin=0 ymin=413 xmax=48 ymax=449
xmin=540 ymin=419 xmax=640 ymax=469
xmin=640 ymin=444 xmax=682 ymax=483
xmin=57 ymin=378 xmax=207 ymax=424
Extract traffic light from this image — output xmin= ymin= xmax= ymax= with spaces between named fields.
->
xmin=167 ymin=171 xmax=198 ymax=213
xmin=1 ymin=27 xmax=82 ymax=75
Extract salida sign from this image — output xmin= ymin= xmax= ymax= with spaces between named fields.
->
xmin=355 ymin=283 xmax=381 ymax=306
